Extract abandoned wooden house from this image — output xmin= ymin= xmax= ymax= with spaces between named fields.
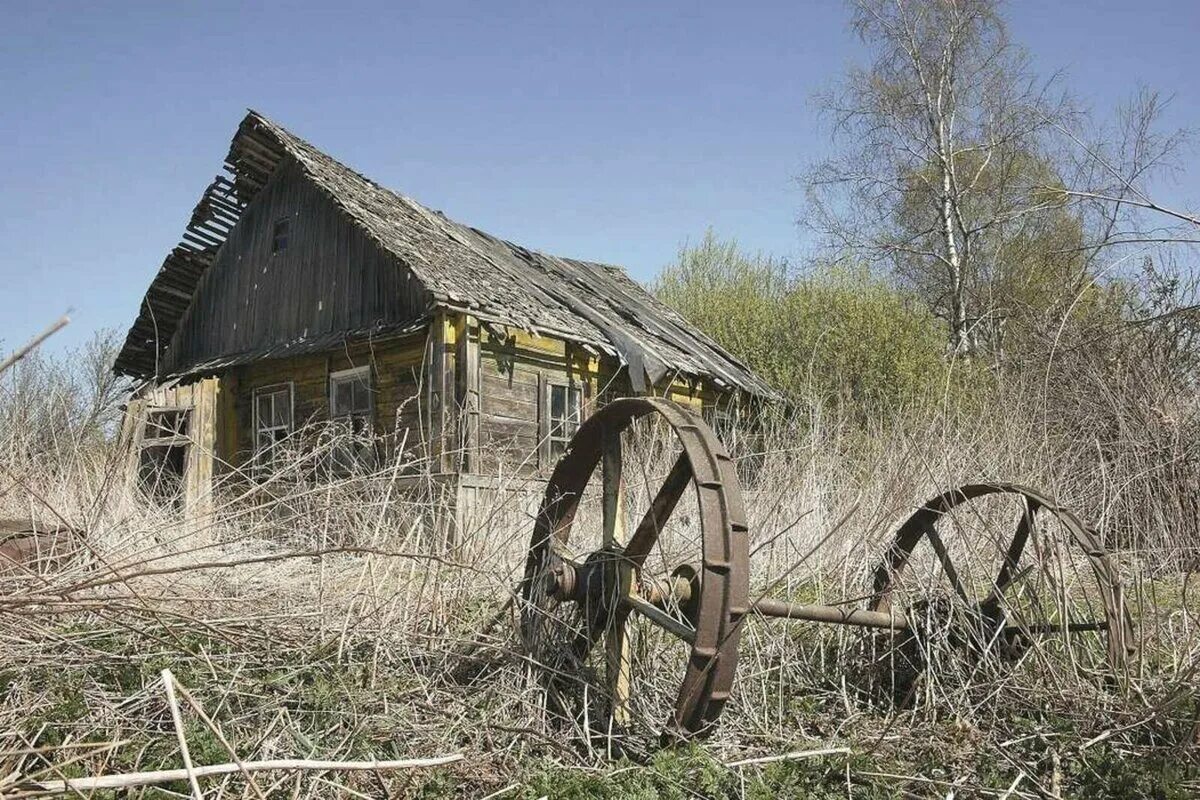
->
xmin=114 ymin=111 xmax=773 ymax=524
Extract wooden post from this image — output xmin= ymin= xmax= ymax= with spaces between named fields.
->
xmin=454 ymin=315 xmax=480 ymax=473
xmin=602 ymin=429 xmax=632 ymax=733
xmin=426 ymin=312 xmax=457 ymax=474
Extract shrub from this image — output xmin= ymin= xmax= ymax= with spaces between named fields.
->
xmin=654 ymin=231 xmax=971 ymax=418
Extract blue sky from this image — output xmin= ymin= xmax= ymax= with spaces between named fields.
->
xmin=1 ymin=0 xmax=1197 ymax=354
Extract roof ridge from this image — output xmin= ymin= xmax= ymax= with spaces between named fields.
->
xmin=114 ymin=110 xmax=776 ymax=397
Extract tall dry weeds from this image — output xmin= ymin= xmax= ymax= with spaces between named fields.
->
xmin=0 ymin=346 xmax=1196 ymax=797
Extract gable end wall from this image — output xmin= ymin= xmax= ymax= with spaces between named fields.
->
xmin=164 ymin=158 xmax=429 ymax=373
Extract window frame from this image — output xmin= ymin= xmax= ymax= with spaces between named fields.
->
xmin=142 ymin=407 xmax=191 ymax=445
xmin=329 ymin=366 xmax=373 ymax=426
xmin=546 ymin=381 xmax=582 ymax=459
xmin=252 ymin=382 xmax=295 ymax=469
xmin=328 ymin=366 xmax=376 ymax=472
xmin=137 ymin=406 xmax=193 ymax=507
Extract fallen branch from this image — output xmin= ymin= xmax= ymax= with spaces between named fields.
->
xmin=726 ymin=746 xmax=850 ymax=768
xmin=161 ymin=669 xmax=204 ymax=799
xmin=12 ymin=754 xmax=464 ymax=796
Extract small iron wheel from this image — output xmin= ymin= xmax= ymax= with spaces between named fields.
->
xmin=868 ymin=483 xmax=1135 ymax=696
xmin=519 ymin=398 xmax=749 ymax=745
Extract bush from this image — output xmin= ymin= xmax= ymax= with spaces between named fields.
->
xmin=654 ymin=231 xmax=970 ymax=417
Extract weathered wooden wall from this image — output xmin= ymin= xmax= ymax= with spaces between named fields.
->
xmin=164 ymin=157 xmax=430 ymax=373
xmin=124 ymin=376 xmax=225 ymax=516
xmin=123 ymin=303 xmax=744 ymax=532
xmin=474 ymin=324 xmax=722 ymax=477
xmin=229 ymin=331 xmax=429 ymax=468
xmin=478 ymin=327 xmax=583 ymax=476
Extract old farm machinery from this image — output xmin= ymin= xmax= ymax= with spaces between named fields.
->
xmin=519 ymin=398 xmax=1135 ymax=743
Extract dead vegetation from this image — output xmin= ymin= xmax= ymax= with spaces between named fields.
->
xmin=0 ymin=344 xmax=1196 ymax=797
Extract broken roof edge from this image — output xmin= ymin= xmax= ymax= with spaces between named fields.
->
xmin=239 ymin=112 xmax=777 ymax=398
xmin=115 ymin=109 xmax=779 ymax=400
xmin=155 ymin=317 xmax=433 ymax=383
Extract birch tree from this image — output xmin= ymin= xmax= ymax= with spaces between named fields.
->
xmin=805 ymin=0 xmax=1074 ymax=354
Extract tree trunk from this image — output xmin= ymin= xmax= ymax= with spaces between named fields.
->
xmin=939 ymin=145 xmax=969 ymax=353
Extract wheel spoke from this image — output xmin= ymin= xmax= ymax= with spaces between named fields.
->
xmin=924 ymin=522 xmax=970 ymax=604
xmin=622 ymin=593 xmax=696 ymax=644
xmin=625 ymin=452 xmax=691 ymax=567
xmin=984 ymin=497 xmax=1039 ymax=608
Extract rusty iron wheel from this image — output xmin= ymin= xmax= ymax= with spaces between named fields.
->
xmin=868 ymin=483 xmax=1135 ymax=690
xmin=519 ymin=398 xmax=749 ymax=744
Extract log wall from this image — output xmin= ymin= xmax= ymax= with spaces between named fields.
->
xmin=164 ymin=157 xmax=430 ymax=373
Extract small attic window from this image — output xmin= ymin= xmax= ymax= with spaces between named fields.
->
xmin=271 ymin=218 xmax=290 ymax=253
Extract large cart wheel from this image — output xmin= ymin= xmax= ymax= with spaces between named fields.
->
xmin=519 ymin=398 xmax=749 ymax=744
xmin=868 ymin=483 xmax=1135 ymax=693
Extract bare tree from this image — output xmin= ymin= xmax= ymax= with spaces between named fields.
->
xmin=78 ymin=328 xmax=128 ymax=436
xmin=1055 ymin=87 xmax=1198 ymax=259
xmin=804 ymin=0 xmax=1075 ymax=353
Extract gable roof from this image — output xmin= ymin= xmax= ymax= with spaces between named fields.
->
xmin=115 ymin=111 xmax=774 ymax=397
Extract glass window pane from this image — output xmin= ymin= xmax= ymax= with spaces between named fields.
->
xmin=272 ymin=391 xmax=290 ymax=427
xmin=334 ymin=380 xmax=352 ymax=415
xmin=550 ymin=385 xmax=565 ymax=422
xmin=257 ymin=395 xmax=272 ymax=427
xmin=568 ymin=388 xmax=580 ymax=423
xmin=353 ymin=377 xmax=370 ymax=413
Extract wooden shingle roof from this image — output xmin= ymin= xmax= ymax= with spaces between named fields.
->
xmin=115 ymin=111 xmax=774 ymax=397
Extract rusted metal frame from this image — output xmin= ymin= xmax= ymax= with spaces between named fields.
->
xmin=524 ymin=407 xmax=1139 ymax=745
xmin=621 ymin=593 xmax=696 ymax=643
xmin=923 ymin=523 xmax=970 ymax=605
xmin=632 ymin=567 xmax=907 ymax=631
xmin=983 ymin=496 xmax=1039 ymax=609
xmin=868 ymin=483 xmax=1135 ymax=670
xmin=520 ymin=397 xmax=748 ymax=739
xmin=624 ymin=452 xmax=690 ymax=569
xmin=642 ymin=401 xmax=748 ymax=736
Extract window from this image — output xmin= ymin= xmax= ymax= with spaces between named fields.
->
xmin=253 ymin=384 xmax=293 ymax=469
xmin=138 ymin=407 xmax=192 ymax=506
xmin=144 ymin=408 xmax=190 ymax=441
xmin=329 ymin=367 xmax=375 ymax=471
xmin=330 ymin=367 xmax=372 ymax=428
xmin=271 ymin=218 xmax=290 ymax=253
xmin=547 ymin=383 xmax=581 ymax=459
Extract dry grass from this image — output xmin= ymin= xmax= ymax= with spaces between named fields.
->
xmin=0 ymin=366 xmax=1197 ymax=798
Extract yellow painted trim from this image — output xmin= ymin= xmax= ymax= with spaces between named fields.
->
xmin=482 ymin=326 xmax=565 ymax=357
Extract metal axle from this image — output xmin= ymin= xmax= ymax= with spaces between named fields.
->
xmin=750 ymin=597 xmax=909 ymax=630
xmin=551 ymin=559 xmax=1104 ymax=639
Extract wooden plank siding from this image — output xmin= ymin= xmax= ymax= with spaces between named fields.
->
xmin=124 ymin=306 xmax=741 ymax=523
xmin=477 ymin=326 xmax=606 ymax=476
xmin=163 ymin=157 xmax=430 ymax=374
xmin=229 ymin=331 xmax=429 ymax=470
xmin=125 ymin=376 xmax=225 ymax=515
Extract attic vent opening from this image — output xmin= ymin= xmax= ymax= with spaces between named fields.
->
xmin=271 ymin=218 xmax=290 ymax=253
